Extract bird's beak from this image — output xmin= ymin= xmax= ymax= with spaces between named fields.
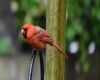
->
xmin=21 ymin=29 xmax=25 ymax=34
xmin=21 ymin=28 xmax=27 ymax=39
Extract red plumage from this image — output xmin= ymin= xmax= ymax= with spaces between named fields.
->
xmin=21 ymin=23 xmax=68 ymax=59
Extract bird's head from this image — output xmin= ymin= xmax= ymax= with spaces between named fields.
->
xmin=21 ymin=23 xmax=34 ymax=39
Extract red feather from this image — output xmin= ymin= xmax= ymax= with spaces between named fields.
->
xmin=21 ymin=23 xmax=68 ymax=59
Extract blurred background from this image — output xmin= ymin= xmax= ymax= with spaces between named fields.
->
xmin=0 ymin=0 xmax=100 ymax=80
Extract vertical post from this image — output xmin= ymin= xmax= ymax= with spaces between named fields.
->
xmin=45 ymin=0 xmax=66 ymax=80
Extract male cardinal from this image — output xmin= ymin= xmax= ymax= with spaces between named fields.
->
xmin=20 ymin=23 xmax=68 ymax=59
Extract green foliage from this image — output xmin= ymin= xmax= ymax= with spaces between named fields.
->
xmin=66 ymin=0 xmax=100 ymax=74
xmin=15 ymin=0 xmax=42 ymax=29
xmin=14 ymin=0 xmax=100 ymax=75
xmin=67 ymin=0 xmax=82 ymax=19
xmin=66 ymin=19 xmax=83 ymax=40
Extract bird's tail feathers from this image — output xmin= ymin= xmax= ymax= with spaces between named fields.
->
xmin=52 ymin=43 xmax=68 ymax=59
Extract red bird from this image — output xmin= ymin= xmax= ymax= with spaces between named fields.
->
xmin=21 ymin=23 xmax=68 ymax=59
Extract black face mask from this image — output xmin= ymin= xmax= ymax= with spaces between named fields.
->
xmin=23 ymin=28 xmax=27 ymax=39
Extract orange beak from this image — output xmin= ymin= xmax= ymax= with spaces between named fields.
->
xmin=21 ymin=29 xmax=25 ymax=34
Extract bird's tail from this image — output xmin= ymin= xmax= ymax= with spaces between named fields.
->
xmin=52 ymin=43 xmax=68 ymax=59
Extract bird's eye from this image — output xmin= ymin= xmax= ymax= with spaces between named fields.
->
xmin=23 ymin=28 xmax=27 ymax=31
